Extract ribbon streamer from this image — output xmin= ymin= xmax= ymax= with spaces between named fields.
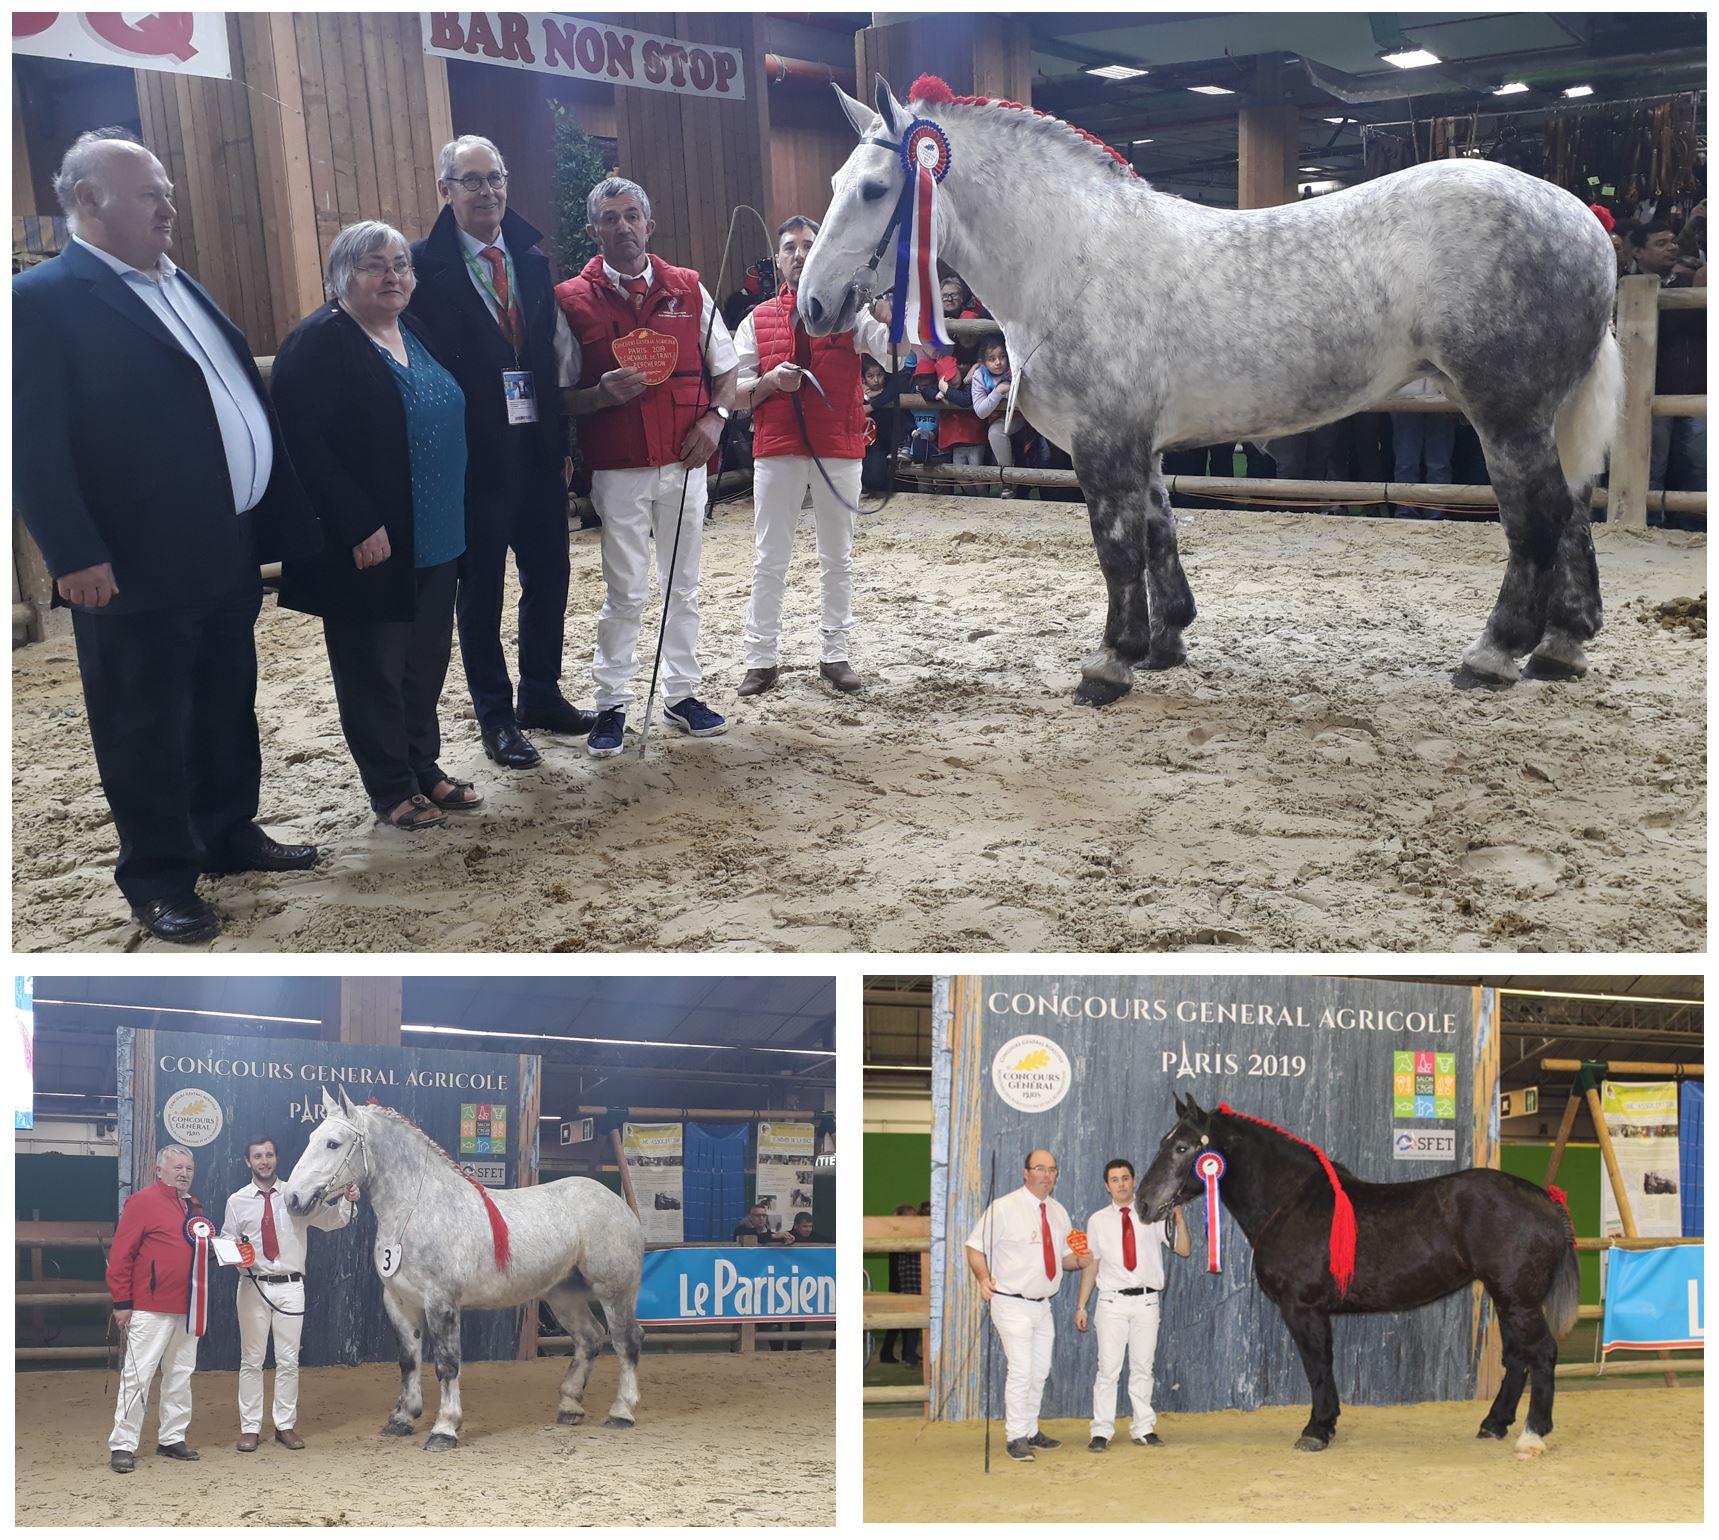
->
xmin=1195 ymin=1151 xmax=1225 ymax=1274
xmin=183 ymin=1213 xmax=214 ymax=1337
xmin=889 ymin=118 xmax=953 ymax=350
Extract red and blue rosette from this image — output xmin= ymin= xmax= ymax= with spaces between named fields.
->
xmin=183 ymin=1212 xmax=214 ymax=1337
xmin=890 ymin=118 xmax=954 ymax=351
xmin=1194 ymin=1150 xmax=1225 ymax=1274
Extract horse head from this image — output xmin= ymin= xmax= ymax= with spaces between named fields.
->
xmin=1135 ymin=1093 xmax=1218 ymax=1223
xmin=281 ymin=1086 xmax=368 ymax=1215
xmin=796 ymin=73 xmax=915 ymax=336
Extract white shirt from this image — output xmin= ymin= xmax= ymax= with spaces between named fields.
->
xmin=220 ymin=1182 xmax=353 ymax=1274
xmin=596 ymin=256 xmax=738 ymax=376
xmin=733 ymin=295 xmax=893 ymax=387
xmin=453 ymin=222 xmax=581 ymax=387
xmin=966 ymin=1185 xmax=1075 ymax=1299
xmin=1084 ymin=1202 xmax=1170 ymax=1292
xmin=73 ymin=233 xmax=273 ymax=513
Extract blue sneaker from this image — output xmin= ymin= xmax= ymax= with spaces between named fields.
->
xmin=586 ymin=708 xmax=626 ymax=758
xmin=662 ymin=696 xmax=727 ymax=738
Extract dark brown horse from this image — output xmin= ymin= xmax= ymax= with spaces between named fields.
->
xmin=1135 ymin=1094 xmax=1578 ymax=1458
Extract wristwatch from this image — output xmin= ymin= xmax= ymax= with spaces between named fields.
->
xmin=707 ymin=405 xmax=731 ymax=422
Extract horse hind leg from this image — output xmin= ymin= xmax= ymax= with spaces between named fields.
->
xmin=544 ymin=1279 xmax=604 ymax=1425
xmin=1143 ymin=463 xmax=1196 ymax=668
xmin=380 ymin=1284 xmax=425 ymax=1436
xmin=421 ymin=1297 xmax=464 ymax=1452
xmin=1511 ymin=1306 xmax=1559 ymax=1459
xmin=596 ymin=1286 xmax=644 ymax=1428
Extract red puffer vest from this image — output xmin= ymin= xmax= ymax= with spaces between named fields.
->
xmin=750 ymin=289 xmax=865 ymax=461
xmin=556 ymin=255 xmax=708 ymax=471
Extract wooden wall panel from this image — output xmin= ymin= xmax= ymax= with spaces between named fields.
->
xmin=856 ymin=17 xmax=1033 ymax=108
xmin=768 ymin=86 xmax=853 ymax=229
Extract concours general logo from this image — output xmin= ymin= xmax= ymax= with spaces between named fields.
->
xmin=991 ymin=1034 xmax=1072 ymax=1113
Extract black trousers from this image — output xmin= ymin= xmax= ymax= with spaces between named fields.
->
xmin=456 ymin=436 xmax=572 ymax=731
xmin=322 ymin=560 xmax=458 ymax=813
xmin=71 ymin=586 xmax=264 ymax=905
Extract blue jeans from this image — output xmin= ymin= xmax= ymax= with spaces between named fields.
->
xmin=1391 ymin=412 xmax=1455 ymax=518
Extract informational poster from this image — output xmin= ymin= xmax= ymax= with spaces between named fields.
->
xmin=12 ymin=13 xmax=232 ymax=80
xmin=14 ymin=976 xmax=34 ymax=1130
xmin=1599 ymin=1081 xmax=1681 ymax=1238
xmin=623 ymin=1121 xmax=685 ymax=1244
xmin=755 ymin=1121 xmax=815 ymax=1234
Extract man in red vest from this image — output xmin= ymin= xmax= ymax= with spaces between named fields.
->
xmin=558 ymin=177 xmax=738 ymax=755
xmin=733 ymin=215 xmax=893 ymax=696
xmin=105 ymin=1144 xmax=208 ymax=1472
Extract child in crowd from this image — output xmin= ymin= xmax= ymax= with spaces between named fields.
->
xmin=914 ymin=341 xmax=987 ymax=493
xmin=970 ymin=338 xmax=1024 ymax=498
xmin=861 ymin=358 xmax=900 ymax=494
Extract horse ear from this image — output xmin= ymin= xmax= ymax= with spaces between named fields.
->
xmin=834 ymin=82 xmax=876 ymax=139
xmin=338 ymin=1086 xmax=358 ymax=1117
xmin=321 ymin=1087 xmax=340 ymax=1115
xmin=1185 ymin=1094 xmax=1207 ymax=1122
xmin=874 ymin=73 xmax=905 ymax=135
xmin=1172 ymin=1091 xmax=1188 ymax=1116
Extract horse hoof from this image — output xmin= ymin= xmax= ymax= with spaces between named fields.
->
xmin=1293 ymin=1436 xmax=1328 ymax=1453
xmin=1450 ymin=665 xmax=1515 ymax=692
xmin=1527 ymin=629 xmax=1591 ymax=679
xmin=602 ymin=1416 xmax=635 ymax=1430
xmin=1073 ymin=677 xmax=1131 ymax=708
xmin=1143 ymin=639 xmax=1187 ymax=671
xmin=381 ymin=1420 xmax=416 ymax=1437
xmin=1514 ymin=1431 xmax=1546 ymax=1460
xmin=557 ymin=1411 xmax=583 ymax=1426
xmin=1476 ymin=1425 xmax=1507 ymax=1440
xmin=423 ymin=1433 xmax=459 ymax=1453
xmin=1457 ymin=639 xmax=1521 ymax=685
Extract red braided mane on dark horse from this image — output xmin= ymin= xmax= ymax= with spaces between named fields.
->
xmin=1219 ymin=1103 xmax=1357 ymax=1295
xmin=367 ymin=1097 xmax=510 ymax=1271
xmin=907 ymin=73 xmax=1138 ymax=176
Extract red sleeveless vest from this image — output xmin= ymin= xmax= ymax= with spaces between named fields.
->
xmin=749 ymin=289 xmax=865 ymax=461
xmin=556 ymin=255 xmax=708 ymax=471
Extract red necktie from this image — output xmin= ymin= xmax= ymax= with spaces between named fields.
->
xmin=1040 ymin=1202 xmax=1055 ymax=1281
xmin=622 ymin=274 xmax=650 ymax=317
xmin=261 ymin=1188 xmax=279 ymax=1262
xmin=1121 ymin=1205 xmax=1137 ymax=1272
xmin=479 ymin=245 xmax=521 ymax=352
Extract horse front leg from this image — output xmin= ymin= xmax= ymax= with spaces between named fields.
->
xmin=1143 ymin=461 xmax=1196 ymax=669
xmin=422 ymin=1297 xmax=464 ymax=1452
xmin=379 ymin=1284 xmax=425 ymax=1436
xmin=1071 ymin=432 xmax=1155 ymax=706
xmin=1279 ymin=1304 xmax=1341 ymax=1451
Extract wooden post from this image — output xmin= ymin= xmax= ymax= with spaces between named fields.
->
xmin=1470 ymin=986 xmax=1504 ymax=1401
xmin=1609 ymin=275 xmax=1660 ymax=529
xmin=11 ymin=517 xmax=55 ymax=643
xmin=1238 ymin=54 xmax=1297 ymax=210
xmin=516 ymin=1053 xmax=541 ymax=1361
xmin=1542 ymin=1089 xmax=1583 ymax=1189
xmin=330 ymin=978 xmax=403 ymax=1047
xmin=610 ymin=1128 xmax=640 ymax=1216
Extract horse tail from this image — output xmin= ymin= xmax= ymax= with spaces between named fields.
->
xmin=1554 ymin=328 xmax=1623 ymax=493
xmin=1540 ymin=1185 xmax=1581 ymax=1339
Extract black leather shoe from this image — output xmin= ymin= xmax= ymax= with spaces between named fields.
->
xmin=517 ymin=698 xmax=598 ymax=737
xmin=205 ymin=833 xmax=318 ymax=874
xmin=1088 ymin=1436 xmax=1109 ymax=1453
xmin=110 ymin=1450 xmax=136 ymax=1474
xmin=155 ymin=1441 xmax=200 ymax=1460
xmin=130 ymin=897 xmax=221 ymax=944
xmin=482 ymin=722 xmax=541 ymax=768
xmin=1132 ymin=1432 xmax=1164 ymax=1447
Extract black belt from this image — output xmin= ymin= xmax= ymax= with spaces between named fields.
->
xmin=993 ymin=1291 xmax=1052 ymax=1302
xmin=1115 ymin=1286 xmax=1158 ymax=1297
xmin=252 ymin=1272 xmax=303 ymax=1283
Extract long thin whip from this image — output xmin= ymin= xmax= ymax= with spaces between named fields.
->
xmin=983 ymin=1147 xmax=996 ymax=1473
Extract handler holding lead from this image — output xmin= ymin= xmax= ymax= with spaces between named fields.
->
xmin=964 ymin=1148 xmax=1083 ymax=1463
xmin=220 ymin=1135 xmax=358 ymax=1452
xmin=1075 ymin=1158 xmax=1190 ymax=1451
xmin=105 ymin=1145 xmax=208 ymax=1473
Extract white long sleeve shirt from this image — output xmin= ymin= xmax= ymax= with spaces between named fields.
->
xmin=220 ymin=1182 xmax=353 ymax=1273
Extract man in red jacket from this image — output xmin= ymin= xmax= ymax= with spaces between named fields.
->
xmin=105 ymin=1144 xmax=208 ymax=1472
xmin=733 ymin=215 xmax=893 ymax=697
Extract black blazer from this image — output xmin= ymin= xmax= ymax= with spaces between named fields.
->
xmin=271 ymin=303 xmax=459 ymax=623
xmin=407 ymin=205 xmax=566 ymax=485
xmin=11 ymin=239 xmax=320 ymax=614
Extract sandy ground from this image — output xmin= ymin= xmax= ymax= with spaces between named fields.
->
xmin=862 ymin=1387 xmax=1703 ymax=1523
xmin=11 ymin=495 xmax=1706 ymax=952
xmin=15 ymin=1351 xmax=832 ymax=1526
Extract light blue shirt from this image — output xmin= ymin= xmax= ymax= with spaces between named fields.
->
xmin=72 ymin=234 xmax=272 ymax=513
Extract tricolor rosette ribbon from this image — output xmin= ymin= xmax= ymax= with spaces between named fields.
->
xmin=889 ymin=118 xmax=954 ymax=350
xmin=1194 ymin=1150 xmax=1226 ymax=1274
xmin=183 ymin=1213 xmax=215 ymax=1336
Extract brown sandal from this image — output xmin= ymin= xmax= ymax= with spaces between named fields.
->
xmin=380 ymin=794 xmax=444 ymax=831
xmin=427 ymin=778 xmax=483 ymax=811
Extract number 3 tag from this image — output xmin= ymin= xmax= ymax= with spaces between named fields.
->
xmin=378 ymin=1243 xmax=403 ymax=1279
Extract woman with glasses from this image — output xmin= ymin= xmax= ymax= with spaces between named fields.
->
xmin=271 ymin=220 xmax=480 ymax=831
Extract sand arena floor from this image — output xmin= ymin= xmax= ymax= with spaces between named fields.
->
xmin=863 ymin=1386 xmax=1702 ymax=1523
xmin=15 ymin=1350 xmax=833 ymax=1526
xmin=11 ymin=495 xmax=1705 ymax=953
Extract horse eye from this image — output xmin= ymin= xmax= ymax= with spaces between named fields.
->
xmin=860 ymin=176 xmax=890 ymax=203
xmin=1175 ymin=1144 xmax=1187 ymax=1154
xmin=325 ymin=1138 xmax=339 ymax=1149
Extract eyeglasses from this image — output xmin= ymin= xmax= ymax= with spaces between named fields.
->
xmin=1027 ymin=1164 xmax=1059 ymax=1174
xmin=451 ymin=172 xmax=508 ymax=192
xmin=355 ymin=258 xmax=414 ymax=278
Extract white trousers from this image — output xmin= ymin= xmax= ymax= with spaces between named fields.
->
xmin=590 ymin=464 xmax=708 ymax=709
xmin=237 ymin=1276 xmax=306 ymax=1433
xmin=743 ymin=455 xmax=860 ymax=668
xmin=989 ymin=1293 xmax=1055 ymax=1442
xmin=1089 ymin=1289 xmax=1161 ymax=1440
xmin=109 ymin=1309 xmax=198 ymax=1451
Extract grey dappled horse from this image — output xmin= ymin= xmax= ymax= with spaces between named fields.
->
xmin=798 ymin=76 xmax=1624 ymax=702
xmin=282 ymin=1087 xmax=643 ymax=1451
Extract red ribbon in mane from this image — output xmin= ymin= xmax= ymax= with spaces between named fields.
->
xmin=907 ymin=74 xmax=1138 ymax=176
xmin=1546 ymin=1184 xmax=1577 ymax=1248
xmin=369 ymin=1098 xmax=510 ymax=1271
xmin=1219 ymin=1104 xmax=1356 ymax=1296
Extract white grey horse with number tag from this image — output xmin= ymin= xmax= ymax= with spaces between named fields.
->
xmin=281 ymin=1086 xmax=644 ymax=1451
xmin=797 ymin=74 xmax=1623 ymax=701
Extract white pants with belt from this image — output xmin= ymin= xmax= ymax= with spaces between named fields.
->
xmin=590 ymin=464 xmax=708 ymax=709
xmin=743 ymin=455 xmax=860 ymax=668
xmin=1090 ymin=1288 xmax=1161 ymax=1440
xmin=109 ymin=1309 xmax=198 ymax=1451
xmin=989 ymin=1292 xmax=1055 ymax=1442
xmin=237 ymin=1275 xmax=306 ymax=1433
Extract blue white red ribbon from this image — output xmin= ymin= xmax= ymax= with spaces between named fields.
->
xmin=183 ymin=1213 xmax=214 ymax=1336
xmin=889 ymin=118 xmax=953 ymax=351
xmin=1194 ymin=1150 xmax=1225 ymax=1274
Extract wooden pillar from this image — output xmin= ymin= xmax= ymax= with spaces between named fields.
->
xmin=1237 ymin=56 xmax=1296 ymax=210
xmin=1542 ymin=1090 xmax=1583 ymax=1189
xmin=320 ymin=978 xmax=403 ymax=1047
xmin=610 ymin=1128 xmax=640 ymax=1215
xmin=1609 ymin=275 xmax=1660 ymax=529
xmin=855 ymin=15 xmax=1033 ymax=106
xmin=1469 ymin=987 xmax=1504 ymax=1401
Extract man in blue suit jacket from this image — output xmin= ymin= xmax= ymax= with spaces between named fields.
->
xmin=13 ymin=129 xmax=323 ymax=944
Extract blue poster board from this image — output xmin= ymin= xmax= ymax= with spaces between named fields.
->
xmin=1602 ymin=1245 xmax=1704 ymax=1352
xmin=638 ymin=1245 xmax=835 ymax=1323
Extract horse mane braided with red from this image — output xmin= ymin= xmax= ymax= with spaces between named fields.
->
xmin=907 ymin=73 xmax=1137 ymax=176
xmin=367 ymin=1097 xmax=511 ymax=1271
xmin=1218 ymin=1103 xmax=1356 ymax=1295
